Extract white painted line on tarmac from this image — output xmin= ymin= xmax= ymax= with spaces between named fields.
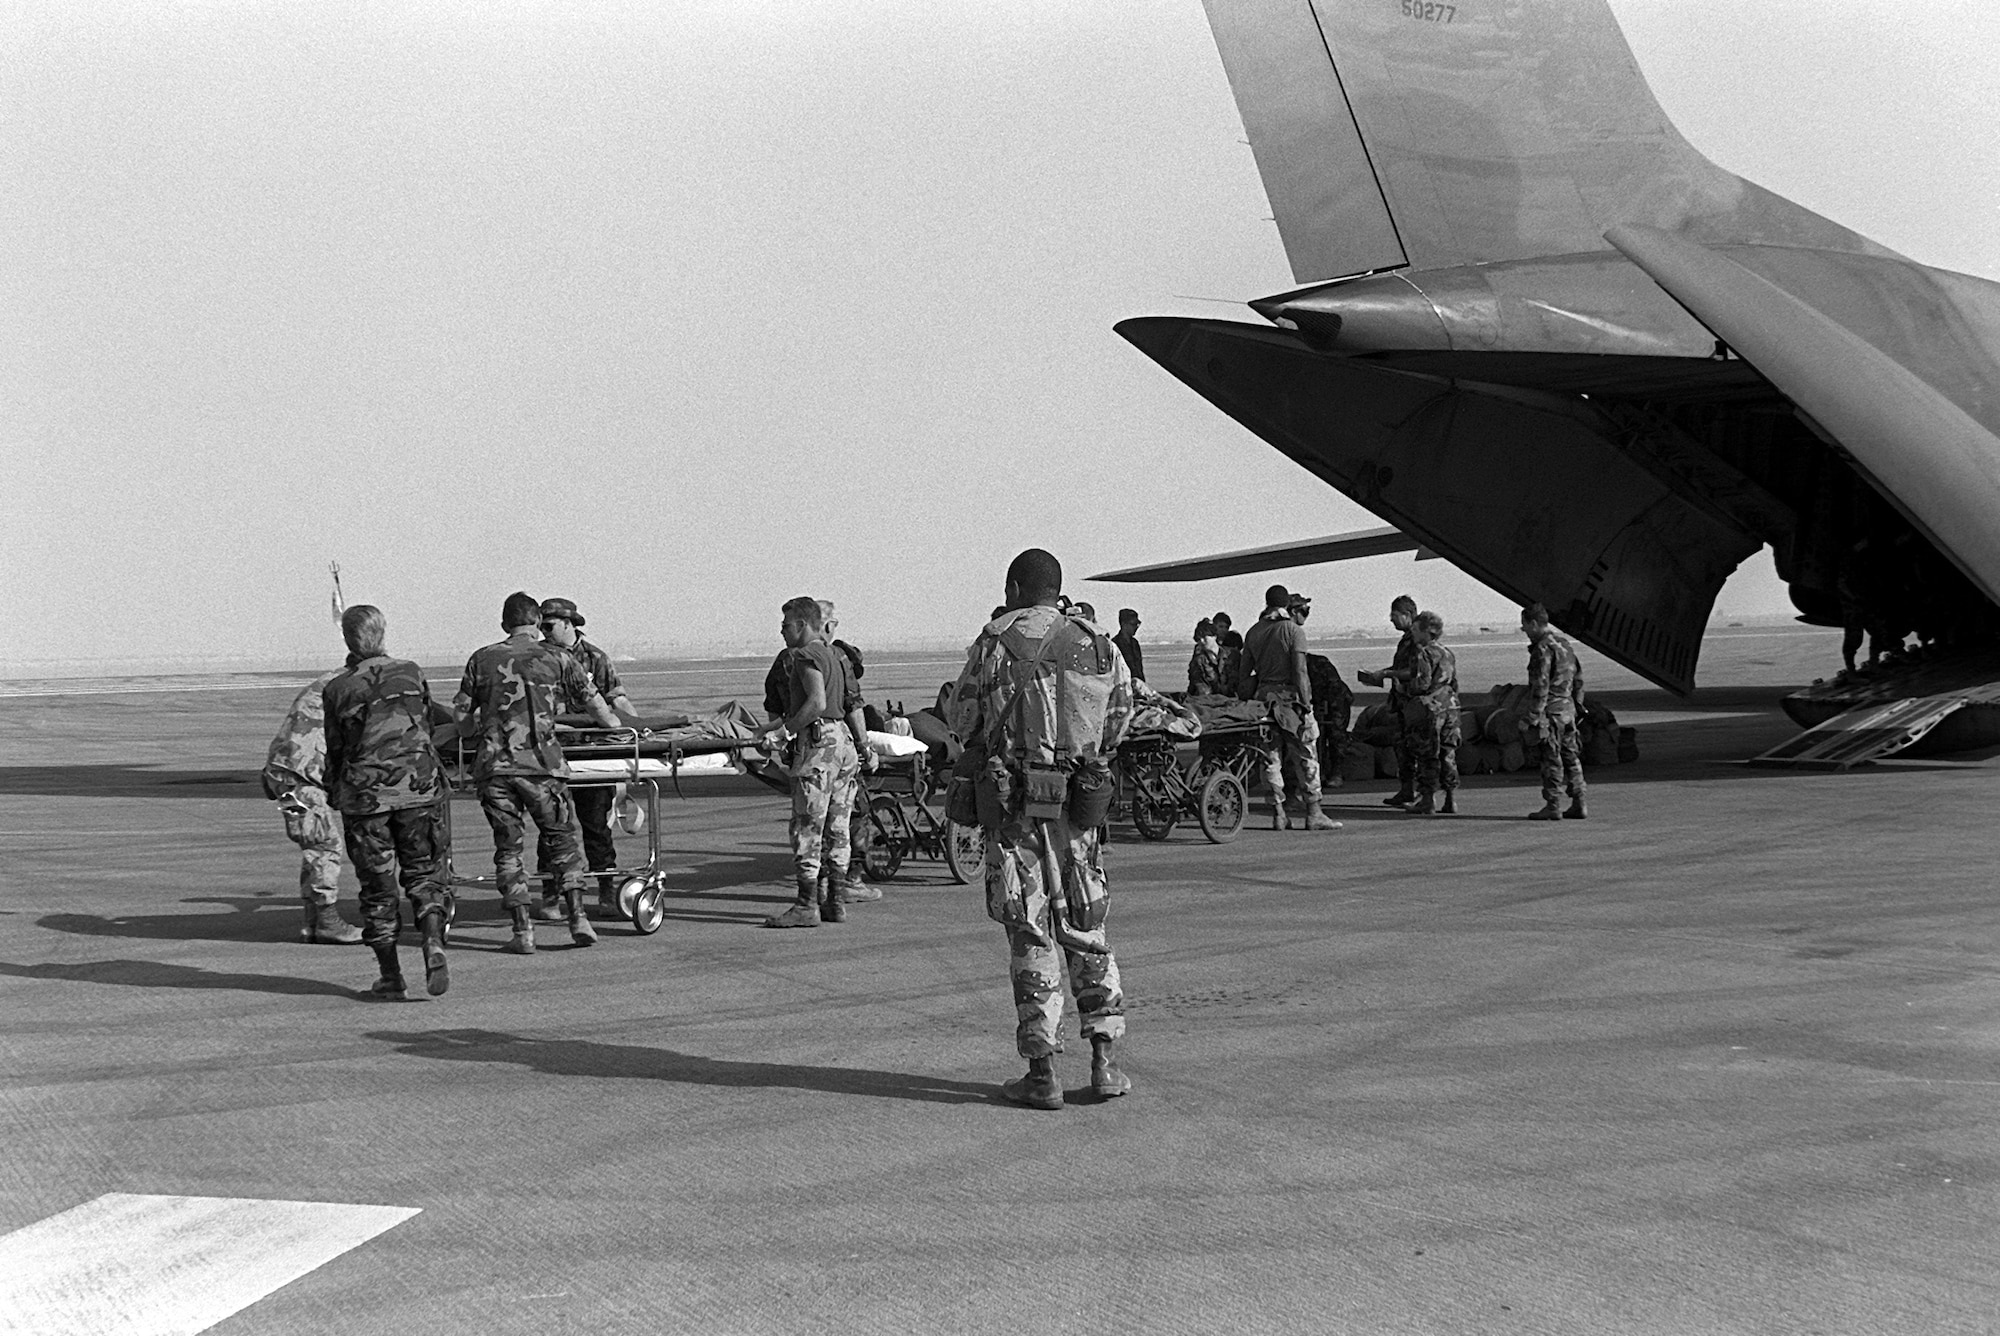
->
xmin=0 ymin=1192 xmax=419 ymax=1336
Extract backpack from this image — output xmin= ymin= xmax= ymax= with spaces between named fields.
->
xmin=994 ymin=612 xmax=1120 ymax=771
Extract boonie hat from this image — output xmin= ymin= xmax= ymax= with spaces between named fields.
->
xmin=1287 ymin=592 xmax=1312 ymax=611
xmin=539 ymin=597 xmax=585 ymax=627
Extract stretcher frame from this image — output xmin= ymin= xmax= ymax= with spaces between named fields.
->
xmin=1112 ymin=717 xmax=1272 ymax=843
xmin=438 ymin=727 xmax=765 ymax=936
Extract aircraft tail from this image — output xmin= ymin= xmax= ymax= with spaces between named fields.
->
xmin=1204 ymin=0 xmax=1887 ymax=285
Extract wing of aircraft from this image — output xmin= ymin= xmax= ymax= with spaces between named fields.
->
xmin=1114 ymin=0 xmax=2000 ymax=694
xmin=1091 ymin=526 xmax=1435 ymax=583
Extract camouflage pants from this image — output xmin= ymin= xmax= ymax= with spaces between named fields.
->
xmin=1403 ymin=704 xmax=1461 ymax=795
xmin=789 ymin=728 xmax=860 ymax=894
xmin=280 ymin=786 xmax=342 ymax=905
xmin=1257 ymin=687 xmax=1320 ymax=806
xmin=477 ymin=776 xmax=583 ymax=909
xmin=986 ymin=809 xmax=1124 ymax=1059
xmin=341 ymin=803 xmax=447 ymax=947
xmin=571 ymin=784 xmax=618 ymax=889
xmin=1537 ymin=708 xmax=1585 ymax=805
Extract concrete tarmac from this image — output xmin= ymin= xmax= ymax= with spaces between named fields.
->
xmin=3 ymin=654 xmax=1998 ymax=1334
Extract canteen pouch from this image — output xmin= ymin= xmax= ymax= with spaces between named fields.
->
xmin=1058 ymin=843 xmax=1109 ymax=934
xmin=947 ymin=744 xmax=984 ymax=827
xmin=1022 ymin=758 xmax=1068 ymax=821
xmin=977 ymin=755 xmax=1014 ymax=830
xmin=1065 ymin=759 xmax=1114 ymax=829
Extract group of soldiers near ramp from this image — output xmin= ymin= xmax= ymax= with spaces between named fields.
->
xmin=257 ymin=555 xmax=1590 ymax=1108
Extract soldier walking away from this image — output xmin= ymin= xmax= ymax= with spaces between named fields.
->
xmin=755 ymin=597 xmax=876 ymax=927
xmin=261 ymin=669 xmax=363 ymax=945
xmin=537 ymin=598 xmax=636 ymax=920
xmin=1521 ymin=602 xmax=1588 ymax=820
xmin=951 ymin=548 xmax=1134 ymax=1110
xmin=321 ymin=606 xmax=451 ymax=999
xmin=1236 ymin=585 xmax=1341 ymax=831
xmin=1385 ymin=611 xmax=1462 ymax=815
xmin=1355 ymin=595 xmax=1420 ymax=806
xmin=454 ymin=591 xmax=620 ymax=954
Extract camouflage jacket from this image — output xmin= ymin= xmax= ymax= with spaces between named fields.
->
xmin=1404 ymin=642 xmax=1459 ymax=716
xmin=262 ymin=669 xmax=341 ymax=796
xmin=951 ymin=604 xmax=1133 ymax=771
xmin=1187 ymin=643 xmax=1225 ymax=696
xmin=1527 ymin=629 xmax=1585 ymax=717
xmin=455 ymin=633 xmax=606 ymax=780
xmin=322 ymin=655 xmax=446 ymax=814
xmin=555 ymin=634 xmax=625 ymax=713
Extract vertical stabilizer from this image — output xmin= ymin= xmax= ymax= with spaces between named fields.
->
xmin=1203 ymin=0 xmax=1888 ymax=281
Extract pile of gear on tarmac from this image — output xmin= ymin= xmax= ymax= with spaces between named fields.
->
xmin=1347 ymin=687 xmax=1638 ymax=781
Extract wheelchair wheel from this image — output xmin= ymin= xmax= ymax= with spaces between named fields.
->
xmin=1131 ymin=793 xmax=1177 ymax=842
xmin=616 ymin=877 xmax=647 ymax=921
xmin=1197 ymin=770 xmax=1248 ymax=844
xmin=943 ymin=820 xmax=984 ymax=885
xmin=862 ymin=794 xmax=905 ymax=881
xmin=630 ymin=878 xmax=666 ymax=935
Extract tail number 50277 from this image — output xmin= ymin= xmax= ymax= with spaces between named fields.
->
xmin=1401 ymin=1 xmax=1456 ymax=21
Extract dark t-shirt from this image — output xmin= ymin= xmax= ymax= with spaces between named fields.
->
xmin=787 ymin=640 xmax=859 ymax=722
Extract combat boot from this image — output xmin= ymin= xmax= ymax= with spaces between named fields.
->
xmin=536 ymin=885 xmax=565 ymax=922
xmin=503 ymin=905 xmax=538 ymax=954
xmin=565 ymin=887 xmax=597 ymax=948
xmin=1382 ymin=786 xmax=1414 ymax=808
xmin=595 ymin=875 xmax=619 ymax=916
xmin=1299 ymin=802 xmax=1343 ymax=831
xmin=1439 ymin=790 xmax=1459 ymax=816
xmin=417 ymin=908 xmax=449 ymax=997
xmin=766 ymin=880 xmax=822 ymax=929
xmin=1404 ymin=791 xmax=1436 ymax=816
xmin=1002 ymin=1055 xmax=1063 ymax=1111
xmin=1528 ymin=802 xmax=1562 ymax=821
xmin=366 ymin=942 xmax=407 ymax=1000
xmin=301 ymin=898 xmax=362 ymax=945
xmin=836 ymin=874 xmax=881 ymax=904
xmin=1564 ymin=796 xmax=1589 ymax=820
xmin=1090 ymin=1035 xmax=1131 ymax=1098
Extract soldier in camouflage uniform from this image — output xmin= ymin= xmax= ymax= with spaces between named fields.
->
xmin=1356 ymin=595 xmax=1420 ymax=806
xmin=454 ymin=591 xmax=620 ymax=953
xmin=951 ymin=548 xmax=1135 ymax=1111
xmin=261 ymin=669 xmax=363 ymax=945
xmin=322 ymin=606 xmax=450 ymax=998
xmin=537 ymin=597 xmax=636 ymax=918
xmin=819 ymin=601 xmax=881 ymax=909
xmin=1522 ymin=602 xmax=1588 ymax=820
xmin=754 ymin=597 xmax=876 ymax=928
xmin=1385 ymin=611 xmax=1461 ymax=816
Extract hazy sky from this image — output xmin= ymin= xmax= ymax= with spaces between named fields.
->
xmin=5 ymin=0 xmax=1997 ymax=672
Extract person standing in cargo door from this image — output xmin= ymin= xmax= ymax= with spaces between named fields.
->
xmin=755 ymin=597 xmax=875 ymax=928
xmin=537 ymin=597 xmax=636 ymax=919
xmin=1236 ymin=585 xmax=1341 ymax=831
xmin=951 ymin=548 xmax=1134 ymax=1111
xmin=455 ymin=591 xmax=621 ymax=954
xmin=1521 ymin=602 xmax=1587 ymax=821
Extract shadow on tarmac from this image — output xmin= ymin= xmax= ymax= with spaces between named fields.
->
xmin=0 ymin=957 xmax=359 ymax=998
xmin=366 ymin=1027 xmax=1009 ymax=1106
xmin=0 ymin=766 xmax=259 ymax=799
xmin=39 ymin=896 xmax=316 ymax=945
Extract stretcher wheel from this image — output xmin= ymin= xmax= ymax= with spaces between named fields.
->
xmin=1197 ymin=770 xmax=1247 ymax=844
xmin=943 ymin=820 xmax=983 ymax=885
xmin=630 ymin=881 xmax=666 ymax=935
xmin=861 ymin=794 xmax=905 ymax=882
xmin=1131 ymin=795 xmax=1176 ymax=842
xmin=616 ymin=877 xmax=647 ymax=921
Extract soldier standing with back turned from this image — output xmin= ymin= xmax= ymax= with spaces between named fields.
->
xmin=952 ymin=548 xmax=1134 ymax=1110
xmin=537 ymin=597 xmax=636 ymax=919
xmin=455 ymin=591 xmax=620 ymax=954
xmin=1521 ymin=602 xmax=1588 ymax=821
xmin=321 ymin=606 xmax=451 ymax=999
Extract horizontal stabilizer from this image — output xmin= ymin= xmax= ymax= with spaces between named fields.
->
xmin=1607 ymin=226 xmax=2000 ymax=608
xmin=1089 ymin=526 xmax=1424 ymax=583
